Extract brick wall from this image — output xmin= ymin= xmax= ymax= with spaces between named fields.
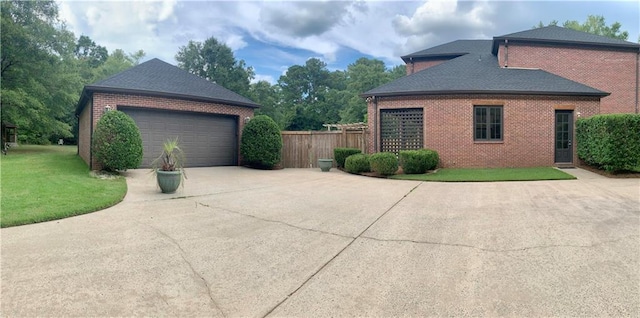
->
xmin=498 ymin=43 xmax=638 ymax=114
xmin=81 ymin=92 xmax=255 ymax=169
xmin=78 ymin=100 xmax=92 ymax=165
xmin=367 ymin=94 xmax=600 ymax=168
xmin=406 ymin=59 xmax=449 ymax=75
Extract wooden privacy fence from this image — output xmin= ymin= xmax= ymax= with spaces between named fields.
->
xmin=281 ymin=130 xmax=369 ymax=168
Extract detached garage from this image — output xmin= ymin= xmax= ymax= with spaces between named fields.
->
xmin=76 ymin=58 xmax=259 ymax=170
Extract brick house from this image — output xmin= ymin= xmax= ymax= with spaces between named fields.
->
xmin=76 ymin=58 xmax=259 ymax=170
xmin=363 ymin=26 xmax=640 ymax=168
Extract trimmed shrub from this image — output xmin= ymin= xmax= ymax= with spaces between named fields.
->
xmin=334 ymin=147 xmax=361 ymax=168
xmin=92 ymin=110 xmax=143 ymax=171
xmin=240 ymin=115 xmax=282 ymax=169
xmin=399 ymin=149 xmax=439 ymax=174
xmin=344 ymin=153 xmax=370 ymax=174
xmin=576 ymin=114 xmax=640 ymax=172
xmin=369 ymin=152 xmax=398 ymax=176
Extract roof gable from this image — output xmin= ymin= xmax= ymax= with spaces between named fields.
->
xmin=363 ymin=53 xmax=609 ymax=98
xmin=402 ymin=40 xmax=492 ymax=63
xmin=492 ymin=25 xmax=640 ymax=54
xmin=76 ymin=58 xmax=259 ymax=115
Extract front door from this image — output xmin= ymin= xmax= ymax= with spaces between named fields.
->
xmin=555 ymin=110 xmax=573 ymax=163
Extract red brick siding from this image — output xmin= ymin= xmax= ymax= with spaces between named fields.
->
xmin=368 ymin=95 xmax=600 ymax=168
xmin=78 ymin=100 xmax=92 ymax=165
xmin=499 ymin=43 xmax=638 ymax=114
xmin=82 ymin=93 xmax=255 ymax=169
xmin=406 ymin=59 xmax=449 ymax=75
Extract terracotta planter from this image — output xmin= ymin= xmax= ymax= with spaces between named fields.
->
xmin=318 ymin=159 xmax=333 ymax=172
xmin=156 ymin=170 xmax=182 ymax=193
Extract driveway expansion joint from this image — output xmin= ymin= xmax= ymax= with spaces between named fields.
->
xmin=358 ymin=234 xmax=640 ymax=253
xmin=145 ymin=223 xmax=227 ymax=317
xmin=195 ymin=201 xmax=355 ymax=239
xmin=261 ymin=182 xmax=423 ymax=317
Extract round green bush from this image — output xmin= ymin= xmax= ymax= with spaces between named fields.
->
xmin=399 ymin=149 xmax=439 ymax=174
xmin=334 ymin=147 xmax=361 ymax=168
xmin=92 ymin=110 xmax=143 ymax=171
xmin=240 ymin=115 xmax=282 ymax=168
xmin=369 ymin=152 xmax=398 ymax=176
xmin=344 ymin=153 xmax=370 ymax=174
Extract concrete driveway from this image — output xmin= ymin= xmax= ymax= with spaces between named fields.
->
xmin=2 ymin=167 xmax=638 ymax=317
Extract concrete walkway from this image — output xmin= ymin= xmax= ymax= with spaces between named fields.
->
xmin=1 ymin=167 xmax=638 ymax=317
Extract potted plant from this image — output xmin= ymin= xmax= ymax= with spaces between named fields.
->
xmin=152 ymin=137 xmax=186 ymax=193
xmin=318 ymin=158 xmax=333 ymax=172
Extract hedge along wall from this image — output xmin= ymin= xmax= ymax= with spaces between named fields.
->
xmin=576 ymin=114 xmax=640 ymax=172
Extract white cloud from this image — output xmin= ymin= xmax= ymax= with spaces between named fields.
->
xmin=392 ymin=0 xmax=496 ymax=55
xmin=252 ymin=74 xmax=275 ymax=85
xmin=57 ymin=0 xmax=180 ymax=63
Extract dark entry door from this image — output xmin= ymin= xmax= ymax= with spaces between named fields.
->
xmin=555 ymin=110 xmax=573 ymax=163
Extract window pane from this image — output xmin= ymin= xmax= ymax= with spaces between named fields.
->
xmin=474 ymin=106 xmax=502 ymax=141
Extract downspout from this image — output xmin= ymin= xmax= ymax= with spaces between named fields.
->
xmin=373 ymin=96 xmax=378 ymax=153
xmin=636 ymin=49 xmax=640 ymax=114
xmin=76 ymin=113 xmax=80 ymax=156
xmin=504 ymin=39 xmax=509 ymax=68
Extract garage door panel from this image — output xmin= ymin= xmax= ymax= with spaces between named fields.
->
xmin=121 ymin=108 xmax=238 ymax=168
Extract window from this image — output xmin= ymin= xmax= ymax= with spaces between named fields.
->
xmin=474 ymin=106 xmax=502 ymax=141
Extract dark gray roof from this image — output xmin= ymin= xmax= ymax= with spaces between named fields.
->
xmin=76 ymin=58 xmax=259 ymax=115
xmin=492 ymin=25 xmax=640 ymax=54
xmin=402 ymin=40 xmax=492 ymax=62
xmin=363 ymin=53 xmax=609 ymax=97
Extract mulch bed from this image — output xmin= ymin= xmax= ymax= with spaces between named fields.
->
xmin=576 ymin=161 xmax=640 ymax=178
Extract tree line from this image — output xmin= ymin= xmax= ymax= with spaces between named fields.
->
xmin=175 ymin=37 xmax=405 ymax=130
xmin=1 ymin=1 xmax=145 ymax=144
xmin=1 ymin=0 xmax=632 ymax=144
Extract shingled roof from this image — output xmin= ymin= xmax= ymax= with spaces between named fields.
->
xmin=363 ymin=53 xmax=609 ymax=98
xmin=401 ymin=40 xmax=492 ymax=63
xmin=76 ymin=58 xmax=259 ymax=115
xmin=492 ymin=25 xmax=640 ymax=54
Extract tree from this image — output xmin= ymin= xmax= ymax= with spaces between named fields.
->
xmin=176 ymin=37 xmax=254 ymax=96
xmin=535 ymin=15 xmax=629 ymax=41
xmin=278 ymin=58 xmax=338 ymax=130
xmin=339 ymin=58 xmax=407 ymax=123
xmin=248 ymin=81 xmax=285 ymax=128
xmin=1 ymin=0 xmax=79 ymax=144
xmin=75 ymin=35 xmax=108 ymax=68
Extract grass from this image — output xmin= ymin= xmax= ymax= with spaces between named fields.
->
xmin=390 ymin=167 xmax=576 ymax=182
xmin=1 ymin=145 xmax=127 ymax=227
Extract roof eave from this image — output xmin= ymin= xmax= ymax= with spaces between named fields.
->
xmin=361 ymin=89 xmax=610 ymax=98
xmin=83 ymin=86 xmax=261 ymax=109
xmin=401 ymin=53 xmax=466 ymax=63
xmin=492 ymin=36 xmax=640 ymax=54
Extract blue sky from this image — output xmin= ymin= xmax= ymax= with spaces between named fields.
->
xmin=58 ymin=1 xmax=639 ymax=84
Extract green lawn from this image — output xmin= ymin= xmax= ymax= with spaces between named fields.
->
xmin=1 ymin=145 xmax=127 ymax=227
xmin=390 ymin=167 xmax=576 ymax=182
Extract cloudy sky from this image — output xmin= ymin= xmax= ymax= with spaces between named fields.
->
xmin=58 ymin=0 xmax=639 ymax=84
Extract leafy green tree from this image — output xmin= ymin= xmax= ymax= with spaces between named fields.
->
xmin=176 ymin=37 xmax=254 ymax=96
xmin=535 ymin=15 xmax=629 ymax=40
xmin=278 ymin=58 xmax=336 ymax=130
xmin=75 ymin=35 xmax=108 ymax=68
xmin=248 ymin=81 xmax=285 ymax=128
xmin=339 ymin=58 xmax=406 ymax=123
xmin=1 ymin=0 xmax=79 ymax=144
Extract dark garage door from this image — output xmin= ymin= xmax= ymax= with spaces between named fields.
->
xmin=121 ymin=108 xmax=238 ymax=168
